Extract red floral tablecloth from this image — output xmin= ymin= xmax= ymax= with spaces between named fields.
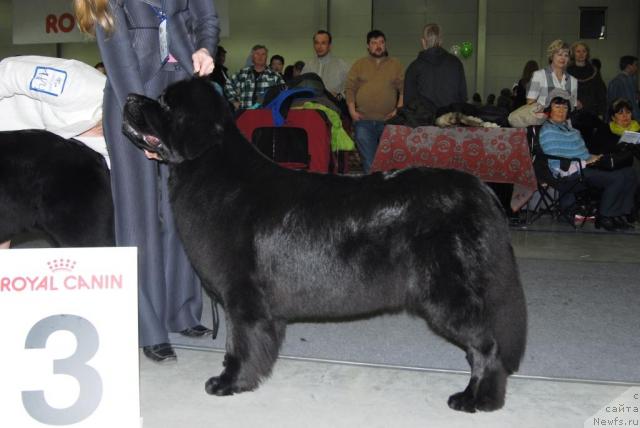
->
xmin=370 ymin=125 xmax=537 ymax=211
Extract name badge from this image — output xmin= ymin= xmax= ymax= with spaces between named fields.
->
xmin=159 ymin=17 xmax=169 ymax=64
xmin=29 ymin=66 xmax=68 ymax=97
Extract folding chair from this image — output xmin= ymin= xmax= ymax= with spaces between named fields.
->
xmin=526 ymin=126 xmax=597 ymax=227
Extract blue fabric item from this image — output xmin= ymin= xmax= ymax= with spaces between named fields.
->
xmin=539 ymin=120 xmax=590 ymax=173
xmin=264 ymin=88 xmax=316 ymax=126
xmin=212 ymin=81 xmax=224 ymax=96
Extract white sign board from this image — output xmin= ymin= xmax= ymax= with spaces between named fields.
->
xmin=12 ymin=0 xmax=88 ymax=44
xmin=0 ymin=247 xmax=140 ymax=427
xmin=12 ymin=0 xmax=229 ymax=45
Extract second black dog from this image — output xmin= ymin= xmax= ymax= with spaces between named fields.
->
xmin=0 ymin=129 xmax=114 ymax=247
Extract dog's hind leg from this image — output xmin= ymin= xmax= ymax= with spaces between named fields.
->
xmin=445 ymin=249 xmax=527 ymax=412
xmin=416 ymin=288 xmax=513 ymax=412
xmin=446 ymin=337 xmax=508 ymax=412
xmin=205 ymin=312 xmax=286 ymax=396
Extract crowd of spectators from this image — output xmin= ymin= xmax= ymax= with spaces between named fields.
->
xmin=216 ymin=29 xmax=639 ymax=225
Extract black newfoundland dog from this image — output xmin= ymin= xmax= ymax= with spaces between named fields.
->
xmin=122 ymin=78 xmax=527 ymax=412
xmin=0 ymin=130 xmax=114 ymax=247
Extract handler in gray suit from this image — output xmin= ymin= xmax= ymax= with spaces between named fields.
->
xmin=74 ymin=0 xmax=220 ymax=362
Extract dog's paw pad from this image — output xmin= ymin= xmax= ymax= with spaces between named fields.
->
xmin=205 ymin=376 xmax=234 ymax=396
xmin=474 ymin=395 xmax=504 ymax=412
xmin=447 ymin=391 xmax=477 ymax=413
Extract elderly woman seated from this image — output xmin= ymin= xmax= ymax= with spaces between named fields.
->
xmin=539 ymin=89 xmax=637 ymax=231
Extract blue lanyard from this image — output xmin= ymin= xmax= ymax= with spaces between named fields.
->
xmin=150 ymin=4 xmax=170 ymax=64
xmin=149 ymin=5 xmax=166 ymax=22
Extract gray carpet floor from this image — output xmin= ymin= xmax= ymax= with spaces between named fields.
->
xmin=172 ymin=257 xmax=640 ymax=384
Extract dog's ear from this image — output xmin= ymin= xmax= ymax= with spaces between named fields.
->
xmin=164 ymin=78 xmax=232 ymax=160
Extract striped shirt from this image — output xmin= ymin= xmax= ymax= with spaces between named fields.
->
xmin=539 ymin=120 xmax=589 ymax=176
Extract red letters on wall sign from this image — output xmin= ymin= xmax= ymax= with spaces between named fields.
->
xmin=45 ymin=13 xmax=76 ymax=33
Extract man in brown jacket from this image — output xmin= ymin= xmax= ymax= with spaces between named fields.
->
xmin=346 ymin=30 xmax=404 ymax=173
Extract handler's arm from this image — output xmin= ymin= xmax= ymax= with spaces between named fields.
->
xmin=96 ymin=1 xmax=144 ymax=107
xmin=188 ymin=0 xmax=219 ymax=76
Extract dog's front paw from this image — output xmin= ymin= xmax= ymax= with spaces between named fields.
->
xmin=447 ymin=391 xmax=477 ymax=413
xmin=474 ymin=394 xmax=504 ymax=412
xmin=205 ymin=376 xmax=234 ymax=396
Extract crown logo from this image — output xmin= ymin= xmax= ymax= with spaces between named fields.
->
xmin=47 ymin=258 xmax=77 ymax=272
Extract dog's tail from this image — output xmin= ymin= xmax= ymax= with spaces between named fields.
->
xmin=491 ymin=250 xmax=527 ymax=374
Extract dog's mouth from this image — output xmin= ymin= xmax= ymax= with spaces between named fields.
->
xmin=122 ymin=121 xmax=162 ymax=153
xmin=143 ymin=134 xmax=161 ymax=147
xmin=122 ymin=93 xmax=173 ymax=160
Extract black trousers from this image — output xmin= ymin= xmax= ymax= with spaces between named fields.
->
xmin=559 ymin=167 xmax=636 ymax=217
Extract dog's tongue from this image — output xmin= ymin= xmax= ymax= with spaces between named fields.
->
xmin=143 ymin=135 xmax=160 ymax=146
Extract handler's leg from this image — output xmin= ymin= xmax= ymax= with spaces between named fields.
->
xmin=103 ymin=90 xmax=169 ymax=349
xmin=158 ymin=163 xmax=204 ymax=332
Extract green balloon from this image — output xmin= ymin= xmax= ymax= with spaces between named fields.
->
xmin=460 ymin=41 xmax=473 ymax=58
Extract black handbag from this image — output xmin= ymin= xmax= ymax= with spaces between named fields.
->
xmin=592 ymin=150 xmax=634 ymax=170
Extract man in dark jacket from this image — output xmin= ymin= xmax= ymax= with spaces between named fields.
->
xmin=404 ymin=23 xmax=467 ymax=109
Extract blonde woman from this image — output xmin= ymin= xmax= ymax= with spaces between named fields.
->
xmin=527 ymin=40 xmax=579 ymax=109
xmin=74 ymin=0 xmax=220 ymax=362
xmin=567 ymin=41 xmax=607 ymax=118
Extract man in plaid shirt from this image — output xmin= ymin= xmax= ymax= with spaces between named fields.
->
xmin=225 ymin=44 xmax=284 ymax=110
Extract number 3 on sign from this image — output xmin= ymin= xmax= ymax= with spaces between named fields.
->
xmin=0 ymin=247 xmax=139 ymax=427
xmin=22 ymin=314 xmax=103 ymax=425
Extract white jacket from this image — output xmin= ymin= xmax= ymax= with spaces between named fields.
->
xmin=0 ymin=55 xmax=105 ymax=139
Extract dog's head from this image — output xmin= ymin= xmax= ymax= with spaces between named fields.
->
xmin=122 ymin=77 xmax=230 ymax=163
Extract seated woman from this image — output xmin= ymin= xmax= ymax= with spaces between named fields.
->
xmin=608 ymin=98 xmax=640 ymax=137
xmin=582 ymin=98 xmax=640 ymax=154
xmin=539 ymin=89 xmax=637 ymax=231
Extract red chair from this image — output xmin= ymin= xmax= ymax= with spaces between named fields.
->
xmin=236 ymin=109 xmax=331 ymax=173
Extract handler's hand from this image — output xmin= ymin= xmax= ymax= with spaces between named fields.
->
xmin=144 ymin=150 xmax=162 ymax=161
xmin=192 ymin=48 xmax=215 ymax=76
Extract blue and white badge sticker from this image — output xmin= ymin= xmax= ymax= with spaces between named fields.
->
xmin=158 ymin=16 xmax=169 ymax=64
xmin=29 ymin=66 xmax=68 ymax=97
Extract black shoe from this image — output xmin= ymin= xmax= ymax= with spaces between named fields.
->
xmin=595 ymin=216 xmax=617 ymax=231
xmin=180 ymin=324 xmax=214 ymax=338
xmin=143 ymin=343 xmax=177 ymax=363
xmin=614 ymin=216 xmax=634 ymax=230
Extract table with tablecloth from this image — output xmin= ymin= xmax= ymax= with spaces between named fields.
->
xmin=370 ymin=125 xmax=537 ymax=211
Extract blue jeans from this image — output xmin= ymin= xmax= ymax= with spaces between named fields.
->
xmin=354 ymin=120 xmax=386 ymax=173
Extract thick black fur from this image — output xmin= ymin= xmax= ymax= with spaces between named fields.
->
xmin=122 ymin=78 xmax=527 ymax=412
xmin=0 ymin=130 xmax=114 ymax=247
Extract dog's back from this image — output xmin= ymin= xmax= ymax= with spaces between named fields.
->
xmin=0 ymin=129 xmax=114 ymax=246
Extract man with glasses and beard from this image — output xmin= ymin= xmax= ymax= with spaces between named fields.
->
xmin=345 ymin=30 xmax=403 ymax=173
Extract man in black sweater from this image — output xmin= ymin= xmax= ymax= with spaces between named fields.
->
xmin=404 ymin=23 xmax=467 ymax=109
